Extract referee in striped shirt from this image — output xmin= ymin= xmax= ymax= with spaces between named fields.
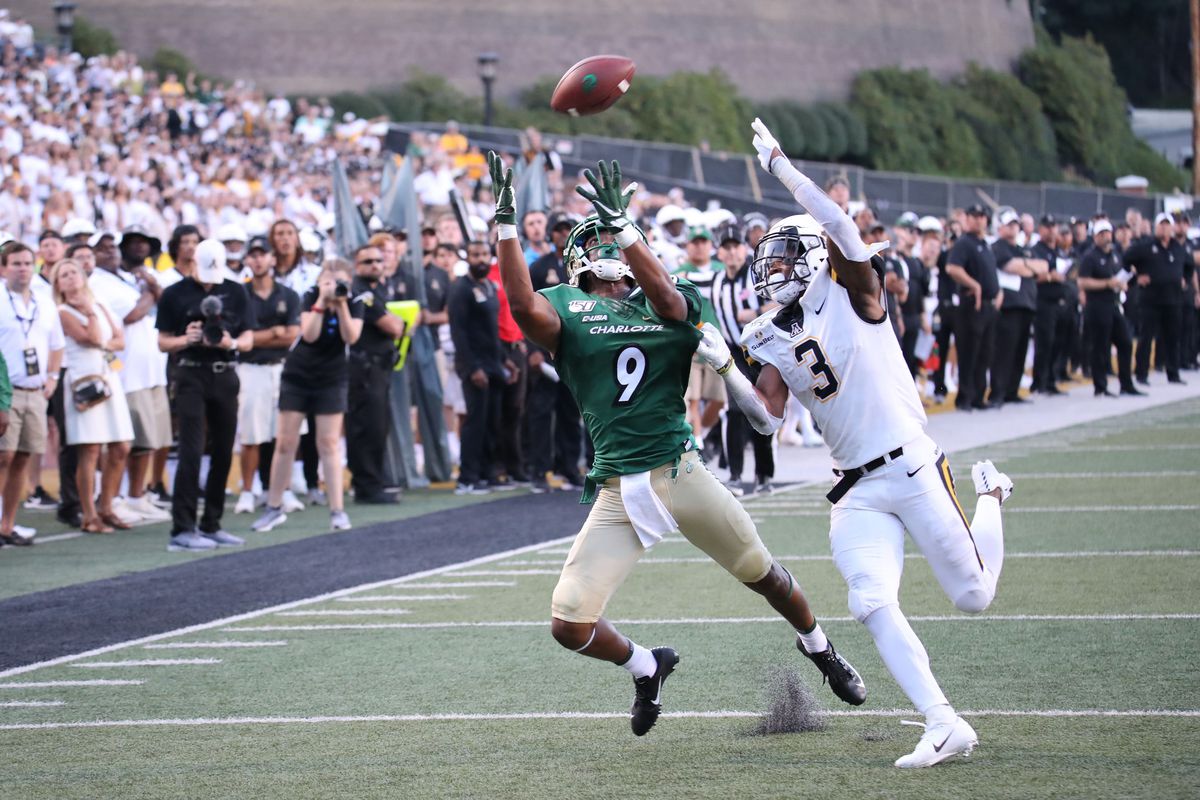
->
xmin=709 ymin=221 xmax=776 ymax=495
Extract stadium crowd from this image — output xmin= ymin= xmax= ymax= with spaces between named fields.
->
xmin=0 ymin=20 xmax=1196 ymax=548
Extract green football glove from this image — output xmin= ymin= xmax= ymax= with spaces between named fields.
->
xmin=488 ymin=150 xmax=516 ymax=226
xmin=575 ymin=160 xmax=637 ymax=229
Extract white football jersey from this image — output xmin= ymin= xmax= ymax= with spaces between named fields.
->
xmin=740 ymin=262 xmax=926 ymax=470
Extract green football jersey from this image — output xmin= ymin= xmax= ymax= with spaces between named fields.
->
xmin=540 ymin=279 xmax=703 ymax=488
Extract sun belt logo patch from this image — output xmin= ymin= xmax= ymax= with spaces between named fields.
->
xmin=567 ymin=300 xmax=597 ymax=313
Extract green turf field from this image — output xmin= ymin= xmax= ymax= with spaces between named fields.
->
xmin=2 ymin=399 xmax=1199 ymax=799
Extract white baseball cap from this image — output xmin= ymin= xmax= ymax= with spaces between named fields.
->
xmin=997 ymin=209 xmax=1020 ymax=227
xmin=1154 ymin=212 xmax=1174 ymax=227
xmin=194 ymin=239 xmax=227 ymax=284
xmin=61 ymin=218 xmax=97 ymax=239
xmin=916 ymin=216 xmax=944 ymax=234
xmin=215 ymin=223 xmax=247 ymax=244
xmin=1092 ymin=219 xmax=1113 ymax=235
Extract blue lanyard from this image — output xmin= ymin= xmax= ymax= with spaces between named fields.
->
xmin=6 ymin=286 xmax=37 ymax=340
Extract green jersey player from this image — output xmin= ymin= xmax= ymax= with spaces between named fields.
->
xmin=489 ymin=152 xmax=866 ymax=736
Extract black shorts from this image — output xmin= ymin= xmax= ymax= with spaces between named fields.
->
xmin=278 ymin=375 xmax=348 ymax=416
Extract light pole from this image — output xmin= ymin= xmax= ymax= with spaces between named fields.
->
xmin=53 ymin=1 xmax=77 ymax=54
xmin=477 ymin=52 xmax=498 ymax=129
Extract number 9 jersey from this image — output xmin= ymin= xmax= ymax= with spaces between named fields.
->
xmin=539 ymin=279 xmax=704 ymax=486
xmin=740 ymin=261 xmax=926 ymax=471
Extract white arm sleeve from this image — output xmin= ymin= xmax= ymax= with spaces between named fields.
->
xmin=770 ymin=155 xmax=885 ymax=264
xmin=720 ymin=364 xmax=783 ymax=436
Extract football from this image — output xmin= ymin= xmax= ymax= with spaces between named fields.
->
xmin=550 ymin=55 xmax=636 ymax=117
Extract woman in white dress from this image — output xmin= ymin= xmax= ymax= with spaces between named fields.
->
xmin=51 ymin=259 xmax=135 ymax=533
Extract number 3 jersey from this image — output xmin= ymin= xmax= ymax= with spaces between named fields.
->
xmin=540 ymin=279 xmax=703 ymax=484
xmin=740 ymin=262 xmax=926 ymax=470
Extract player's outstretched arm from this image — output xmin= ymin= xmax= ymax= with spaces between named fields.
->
xmin=751 ymin=118 xmax=886 ymax=317
xmin=695 ymin=324 xmax=785 ymax=434
xmin=489 ymin=151 xmax=561 ymax=353
xmin=576 ymin=160 xmax=687 ymax=322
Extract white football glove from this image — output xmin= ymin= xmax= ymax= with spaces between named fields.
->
xmin=695 ymin=323 xmax=733 ymax=374
xmin=751 ymin=117 xmax=783 ymax=173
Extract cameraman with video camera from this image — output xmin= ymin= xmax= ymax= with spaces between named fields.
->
xmin=157 ymin=239 xmax=252 ymax=552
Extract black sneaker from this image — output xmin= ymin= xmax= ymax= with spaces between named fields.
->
xmin=630 ymin=647 xmax=679 ymax=736
xmin=798 ymin=639 xmax=867 ymax=706
xmin=23 ymin=486 xmax=58 ymax=511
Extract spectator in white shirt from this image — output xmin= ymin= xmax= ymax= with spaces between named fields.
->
xmin=0 ymin=243 xmax=64 ymax=543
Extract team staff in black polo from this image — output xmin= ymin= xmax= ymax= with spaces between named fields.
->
xmin=449 ymin=241 xmax=507 ymax=494
xmin=945 ymin=204 xmax=1001 ymax=410
xmin=1173 ymin=212 xmax=1200 ymax=370
xmin=156 ymin=239 xmax=252 ymax=552
xmin=346 ymin=243 xmax=407 ymax=504
xmin=1124 ymin=213 xmax=1188 ymax=386
xmin=1030 ymin=216 xmax=1068 ymax=394
xmin=1077 ymin=219 xmax=1142 ymax=397
xmin=525 ymin=211 xmax=581 ymax=493
xmin=990 ymin=209 xmax=1046 ymax=406
xmin=234 ymin=236 xmax=300 ymax=514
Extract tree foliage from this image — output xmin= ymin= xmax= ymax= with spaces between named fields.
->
xmin=72 ymin=16 xmax=119 ymax=59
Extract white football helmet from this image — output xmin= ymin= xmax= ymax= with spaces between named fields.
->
xmin=750 ymin=214 xmax=828 ymax=306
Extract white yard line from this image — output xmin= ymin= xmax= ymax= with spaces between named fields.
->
xmin=750 ymin=505 xmax=1200 ymax=519
xmin=276 ymin=609 xmax=412 ymax=617
xmin=2 ymin=708 xmax=1197 ymax=731
xmin=445 ymin=569 xmax=562 ymax=576
xmin=402 ymin=581 xmax=517 ymax=588
xmin=224 ymin=612 xmax=1200 ymax=633
xmin=143 ymin=641 xmax=288 ymax=650
xmin=31 ymin=532 xmax=83 ymax=544
xmin=0 ymin=700 xmax=64 ymax=708
xmin=0 ymin=680 xmax=143 ymax=688
xmin=500 ymin=551 xmax=1200 ymax=567
xmin=70 ymin=659 xmax=221 ymax=668
xmin=1006 ymin=471 xmax=1200 ymax=478
xmin=0 ymin=535 xmax=575 ymax=680
xmin=335 ymin=595 xmax=471 ymax=602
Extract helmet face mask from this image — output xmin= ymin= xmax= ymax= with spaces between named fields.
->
xmin=751 ymin=215 xmax=827 ymax=306
xmin=564 ymin=215 xmax=642 ymax=287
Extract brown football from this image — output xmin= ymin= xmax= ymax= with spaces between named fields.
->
xmin=550 ymin=55 xmax=636 ymax=117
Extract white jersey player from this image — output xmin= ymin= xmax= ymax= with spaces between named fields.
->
xmin=696 ymin=118 xmax=1015 ymax=769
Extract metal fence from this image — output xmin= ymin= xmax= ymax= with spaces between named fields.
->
xmin=387 ymin=122 xmax=1196 ymax=223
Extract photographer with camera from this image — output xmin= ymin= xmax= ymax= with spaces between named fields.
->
xmin=254 ymin=259 xmax=363 ymax=533
xmin=156 ymin=239 xmax=252 ymax=552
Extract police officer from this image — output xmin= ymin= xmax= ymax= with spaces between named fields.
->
xmin=346 ymin=243 xmax=407 ymax=504
xmin=1124 ymin=213 xmax=1188 ymax=385
xmin=1077 ymin=219 xmax=1141 ymax=397
xmin=156 ymin=239 xmax=252 ymax=552
xmin=1031 ymin=216 xmax=1067 ymax=394
xmin=990 ymin=209 xmax=1045 ymax=406
xmin=945 ymin=205 xmax=1001 ymax=410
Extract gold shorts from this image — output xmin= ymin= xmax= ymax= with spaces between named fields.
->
xmin=551 ymin=450 xmax=772 ymax=623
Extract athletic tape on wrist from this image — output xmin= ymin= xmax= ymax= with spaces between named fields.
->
xmin=615 ymin=225 xmax=639 ymax=249
xmin=497 ymin=223 xmax=518 ymax=241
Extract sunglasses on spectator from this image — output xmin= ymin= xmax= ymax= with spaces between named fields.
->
xmin=357 ymin=257 xmax=383 ymax=265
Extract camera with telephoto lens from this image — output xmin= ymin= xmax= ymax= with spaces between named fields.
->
xmin=334 ymin=280 xmax=350 ymax=299
xmin=199 ymin=295 xmax=225 ymax=347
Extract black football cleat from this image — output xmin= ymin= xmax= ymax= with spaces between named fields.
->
xmin=630 ymin=647 xmax=679 ymax=736
xmin=798 ymin=638 xmax=867 ymax=706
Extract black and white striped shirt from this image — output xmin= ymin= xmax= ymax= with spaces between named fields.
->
xmin=709 ymin=259 xmax=765 ymax=347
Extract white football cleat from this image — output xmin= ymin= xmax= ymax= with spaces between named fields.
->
xmin=971 ymin=460 xmax=1013 ymax=504
xmin=233 ymin=491 xmax=256 ymax=515
xmin=894 ymin=716 xmax=978 ymax=768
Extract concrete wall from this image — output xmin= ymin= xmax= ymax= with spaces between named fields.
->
xmin=12 ymin=0 xmax=1034 ymax=102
